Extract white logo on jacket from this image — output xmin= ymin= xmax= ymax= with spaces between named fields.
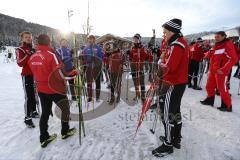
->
xmin=31 ymin=62 xmax=43 ymax=65
xmin=214 ymin=49 xmax=225 ymax=55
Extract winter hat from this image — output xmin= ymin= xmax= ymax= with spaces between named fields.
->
xmin=133 ymin=33 xmax=141 ymax=40
xmin=196 ymin=37 xmax=203 ymax=42
xmin=215 ymin=31 xmax=227 ymax=37
xmin=162 ymin=18 xmax=182 ymax=33
xmin=37 ymin=34 xmax=50 ymax=46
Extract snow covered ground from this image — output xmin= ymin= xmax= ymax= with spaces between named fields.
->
xmin=0 ymin=51 xmax=240 ymax=160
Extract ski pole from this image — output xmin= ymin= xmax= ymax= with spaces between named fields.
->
xmin=150 ymin=88 xmax=158 ymax=134
xmin=126 ymin=61 xmax=130 ymax=101
xmin=150 ymin=112 xmax=158 ymax=134
xmin=238 ymin=79 xmax=240 ymax=95
xmin=34 ymin=81 xmax=41 ymax=115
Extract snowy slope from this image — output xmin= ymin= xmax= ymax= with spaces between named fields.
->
xmin=0 ymin=52 xmax=240 ymax=160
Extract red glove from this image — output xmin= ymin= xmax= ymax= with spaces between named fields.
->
xmin=66 ymin=70 xmax=79 ymax=77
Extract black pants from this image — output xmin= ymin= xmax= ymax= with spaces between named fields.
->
xmin=131 ymin=67 xmax=145 ymax=99
xmin=159 ymin=84 xmax=186 ymax=145
xmin=68 ymin=79 xmax=76 ymax=99
xmin=110 ymin=73 xmax=122 ymax=98
xmin=22 ymin=75 xmax=36 ymax=119
xmin=233 ymin=61 xmax=240 ymax=77
xmin=38 ymin=93 xmax=70 ymax=142
xmin=86 ymin=68 xmax=102 ymax=99
xmin=188 ymin=60 xmax=200 ymax=87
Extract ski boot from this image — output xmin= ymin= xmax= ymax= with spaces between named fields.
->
xmin=31 ymin=111 xmax=40 ymax=118
xmin=193 ymin=85 xmax=202 ymax=90
xmin=62 ymin=128 xmax=77 ymax=139
xmin=149 ymin=103 xmax=157 ymax=110
xmin=192 ymin=84 xmax=198 ymax=90
xmin=188 ymin=83 xmax=192 ymax=88
xmin=218 ymin=101 xmax=232 ymax=112
xmin=108 ymin=96 xmax=115 ymax=105
xmin=218 ymin=106 xmax=232 ymax=112
xmin=87 ymin=97 xmax=92 ymax=102
xmin=133 ymin=91 xmax=140 ymax=101
xmin=152 ymin=143 xmax=173 ymax=157
xmin=24 ymin=117 xmax=35 ymax=128
xmin=200 ymin=96 xmax=215 ymax=106
xmin=41 ymin=134 xmax=57 ymax=148
xmin=116 ymin=95 xmax=121 ymax=103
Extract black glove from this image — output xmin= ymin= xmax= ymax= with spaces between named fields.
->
xmin=29 ymin=48 xmax=36 ymax=55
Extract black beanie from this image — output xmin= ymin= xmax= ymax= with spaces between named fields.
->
xmin=196 ymin=37 xmax=203 ymax=42
xmin=162 ymin=18 xmax=182 ymax=33
xmin=37 ymin=34 xmax=50 ymax=46
xmin=133 ymin=33 xmax=141 ymax=40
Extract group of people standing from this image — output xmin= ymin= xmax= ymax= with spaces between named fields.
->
xmin=15 ymin=17 xmax=240 ymax=157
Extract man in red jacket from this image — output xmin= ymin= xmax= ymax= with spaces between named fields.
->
xmin=108 ymin=42 xmax=125 ymax=105
xmin=16 ymin=31 xmax=38 ymax=128
xmin=130 ymin=34 xmax=147 ymax=103
xmin=200 ymin=31 xmax=238 ymax=112
xmin=152 ymin=18 xmax=189 ymax=157
xmin=188 ymin=38 xmax=205 ymax=89
xmin=28 ymin=34 xmax=77 ymax=147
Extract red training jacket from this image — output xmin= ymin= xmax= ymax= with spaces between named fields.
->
xmin=130 ymin=44 xmax=147 ymax=70
xmin=189 ymin=43 xmax=205 ymax=62
xmin=109 ymin=50 xmax=125 ymax=75
xmin=209 ymin=39 xmax=238 ymax=75
xmin=160 ymin=36 xmax=189 ymax=85
xmin=28 ymin=45 xmax=77 ymax=94
xmin=16 ymin=43 xmax=33 ymax=76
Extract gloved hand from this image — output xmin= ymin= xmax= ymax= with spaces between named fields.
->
xmin=29 ymin=48 xmax=36 ymax=55
xmin=67 ymin=70 xmax=80 ymax=77
xmin=56 ymin=63 xmax=64 ymax=69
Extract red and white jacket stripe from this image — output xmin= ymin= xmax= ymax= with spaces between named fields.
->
xmin=16 ymin=43 xmax=33 ymax=76
xmin=28 ymin=45 xmax=77 ymax=94
xmin=160 ymin=36 xmax=189 ymax=85
xmin=206 ymin=39 xmax=238 ymax=75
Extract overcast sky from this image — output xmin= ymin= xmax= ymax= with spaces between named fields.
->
xmin=0 ymin=0 xmax=239 ymax=37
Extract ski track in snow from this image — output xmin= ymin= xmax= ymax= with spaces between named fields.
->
xmin=0 ymin=51 xmax=240 ymax=160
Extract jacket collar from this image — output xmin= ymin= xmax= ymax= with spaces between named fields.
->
xmin=215 ymin=38 xmax=228 ymax=46
xmin=168 ymin=32 xmax=183 ymax=45
xmin=133 ymin=43 xmax=143 ymax=48
xmin=22 ymin=42 xmax=32 ymax=48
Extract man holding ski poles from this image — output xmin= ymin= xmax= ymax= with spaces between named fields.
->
xmin=152 ymin=18 xmax=189 ymax=157
xmin=16 ymin=31 xmax=39 ymax=128
xmin=188 ymin=38 xmax=205 ymax=89
xmin=130 ymin=34 xmax=147 ymax=103
xmin=83 ymin=35 xmax=103 ymax=103
xmin=200 ymin=31 xmax=238 ymax=112
xmin=107 ymin=41 xmax=125 ymax=105
xmin=56 ymin=39 xmax=76 ymax=101
xmin=28 ymin=34 xmax=78 ymax=148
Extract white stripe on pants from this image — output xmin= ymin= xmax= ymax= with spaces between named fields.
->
xmin=163 ymin=85 xmax=174 ymax=145
xmin=22 ymin=76 xmax=28 ymax=118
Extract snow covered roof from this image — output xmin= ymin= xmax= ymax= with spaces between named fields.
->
xmin=202 ymin=34 xmax=215 ymax=40
xmin=96 ymin=34 xmax=133 ymax=44
xmin=225 ymin=28 xmax=240 ymax=37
